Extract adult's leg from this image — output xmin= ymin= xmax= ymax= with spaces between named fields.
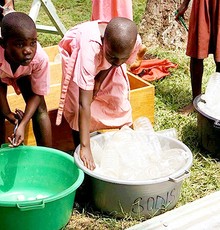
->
xmin=17 ymin=76 xmax=52 ymax=147
xmin=180 ymin=57 xmax=204 ymax=114
xmin=190 ymin=57 xmax=204 ymax=99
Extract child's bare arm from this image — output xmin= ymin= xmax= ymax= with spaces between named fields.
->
xmin=9 ymin=94 xmax=41 ymax=146
xmin=0 ymin=81 xmax=17 ymax=124
xmin=78 ymin=88 xmax=96 ymax=170
xmin=175 ymin=0 xmax=191 ymax=20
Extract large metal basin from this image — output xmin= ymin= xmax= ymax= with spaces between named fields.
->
xmin=74 ymin=133 xmax=193 ymax=218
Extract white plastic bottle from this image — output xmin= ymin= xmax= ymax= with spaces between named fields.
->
xmin=133 ymin=116 xmax=162 ymax=157
xmin=133 ymin=116 xmax=154 ymax=133
xmin=204 ymin=72 xmax=220 ymax=106
xmin=156 ymin=128 xmax=178 ymax=139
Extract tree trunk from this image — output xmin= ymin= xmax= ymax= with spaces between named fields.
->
xmin=139 ymin=0 xmax=192 ymax=50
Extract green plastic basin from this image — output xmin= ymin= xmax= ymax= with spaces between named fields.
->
xmin=0 ymin=145 xmax=84 ymax=230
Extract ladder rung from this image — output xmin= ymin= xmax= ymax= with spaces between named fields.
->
xmin=36 ymin=25 xmax=60 ymax=35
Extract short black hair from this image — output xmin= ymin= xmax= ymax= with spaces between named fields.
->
xmin=1 ymin=12 xmax=36 ymax=40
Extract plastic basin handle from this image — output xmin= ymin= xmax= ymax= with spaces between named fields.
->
xmin=169 ymin=170 xmax=190 ymax=183
xmin=17 ymin=200 xmax=45 ymax=211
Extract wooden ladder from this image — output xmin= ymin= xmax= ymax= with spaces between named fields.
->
xmin=29 ymin=0 xmax=67 ymax=36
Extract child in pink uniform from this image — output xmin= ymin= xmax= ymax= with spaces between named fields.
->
xmin=0 ymin=12 xmax=52 ymax=147
xmin=176 ymin=0 xmax=220 ymax=114
xmin=56 ymin=17 xmax=142 ymax=170
xmin=91 ymin=0 xmax=133 ymax=21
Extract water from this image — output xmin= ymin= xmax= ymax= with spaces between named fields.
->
xmin=0 ymin=188 xmax=50 ymax=201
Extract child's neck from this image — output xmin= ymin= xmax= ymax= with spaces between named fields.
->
xmin=10 ymin=63 xmax=19 ymax=74
xmin=5 ymin=53 xmax=19 ymax=74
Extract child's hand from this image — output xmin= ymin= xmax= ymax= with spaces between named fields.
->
xmin=2 ymin=1 xmax=15 ymax=16
xmin=129 ymin=45 xmax=147 ymax=71
xmin=175 ymin=1 xmax=189 ymax=22
xmin=80 ymin=146 xmax=96 ymax=170
xmin=8 ymin=123 xmax=25 ymax=147
xmin=5 ymin=112 xmax=17 ymax=125
xmin=3 ymin=0 xmax=14 ymax=10
xmin=15 ymin=108 xmax=24 ymax=121
xmin=5 ymin=109 xmax=23 ymax=125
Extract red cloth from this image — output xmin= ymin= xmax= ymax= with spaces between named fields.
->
xmin=130 ymin=59 xmax=177 ymax=82
xmin=187 ymin=0 xmax=220 ymax=61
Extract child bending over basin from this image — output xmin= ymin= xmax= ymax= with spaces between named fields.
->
xmin=0 ymin=12 xmax=52 ymax=147
xmin=56 ymin=17 xmax=145 ymax=170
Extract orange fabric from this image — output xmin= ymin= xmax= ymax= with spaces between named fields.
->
xmin=130 ymin=59 xmax=177 ymax=82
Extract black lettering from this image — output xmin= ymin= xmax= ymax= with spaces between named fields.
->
xmin=147 ymin=197 xmax=155 ymax=211
xmin=132 ymin=197 xmax=144 ymax=214
xmin=169 ymin=188 xmax=176 ymax=203
xmin=155 ymin=195 xmax=166 ymax=209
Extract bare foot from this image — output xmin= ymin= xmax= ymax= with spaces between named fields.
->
xmin=178 ymin=103 xmax=195 ymax=115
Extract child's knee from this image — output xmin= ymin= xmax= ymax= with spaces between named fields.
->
xmin=33 ymin=99 xmax=48 ymax=119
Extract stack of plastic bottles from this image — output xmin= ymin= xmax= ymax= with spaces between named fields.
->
xmin=91 ymin=117 xmax=189 ymax=181
xmin=198 ymin=72 xmax=220 ymax=119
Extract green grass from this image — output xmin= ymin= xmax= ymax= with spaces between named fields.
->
xmin=15 ymin=0 xmax=146 ymax=47
xmin=14 ymin=1 xmax=220 ymax=229
xmin=149 ymin=47 xmax=220 ymax=208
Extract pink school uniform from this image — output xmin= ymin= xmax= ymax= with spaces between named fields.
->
xmin=91 ymin=0 xmax=133 ymax=21
xmin=56 ymin=20 xmax=142 ymax=132
xmin=0 ymin=42 xmax=50 ymax=96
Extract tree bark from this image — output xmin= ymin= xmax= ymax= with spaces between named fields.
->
xmin=139 ymin=0 xmax=192 ymax=50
